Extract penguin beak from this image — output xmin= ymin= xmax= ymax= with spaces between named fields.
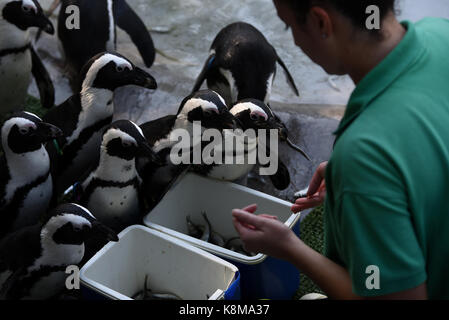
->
xmin=220 ymin=112 xmax=240 ymax=130
xmin=34 ymin=10 xmax=54 ymax=35
xmin=91 ymin=221 xmax=119 ymax=242
xmin=138 ymin=140 xmax=165 ymax=166
xmin=36 ymin=122 xmax=63 ymax=142
xmin=131 ymin=67 xmax=157 ymax=90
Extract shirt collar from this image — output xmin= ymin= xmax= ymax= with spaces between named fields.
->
xmin=333 ymin=20 xmax=426 ymax=138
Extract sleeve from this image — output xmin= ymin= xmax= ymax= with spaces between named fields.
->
xmin=335 ymin=191 xmax=427 ymax=297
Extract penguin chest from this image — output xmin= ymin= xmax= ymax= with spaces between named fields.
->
xmin=0 ymin=49 xmax=31 ymax=112
xmin=207 ymin=163 xmax=255 ymax=181
xmin=205 ymin=133 xmax=257 ymax=181
xmin=13 ymin=174 xmax=53 ymax=230
xmin=208 ymin=69 xmax=235 ymax=107
xmin=87 ymin=185 xmax=140 ymax=226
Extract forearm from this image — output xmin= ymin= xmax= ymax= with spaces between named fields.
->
xmin=286 ymin=236 xmax=360 ymax=300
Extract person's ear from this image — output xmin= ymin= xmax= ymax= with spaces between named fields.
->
xmin=308 ymin=6 xmax=333 ymax=40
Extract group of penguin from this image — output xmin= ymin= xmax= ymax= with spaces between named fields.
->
xmin=0 ymin=0 xmax=309 ymax=299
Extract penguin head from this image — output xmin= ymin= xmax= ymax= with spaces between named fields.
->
xmin=230 ymin=100 xmax=311 ymax=161
xmin=41 ymin=203 xmax=119 ymax=246
xmin=177 ymin=90 xmax=237 ymax=130
xmin=78 ymin=52 xmax=157 ymax=93
xmin=101 ymin=120 xmax=163 ymax=164
xmin=1 ymin=111 xmax=63 ymax=154
xmin=229 ymin=99 xmax=277 ymax=131
xmin=1 ymin=0 xmax=54 ymax=34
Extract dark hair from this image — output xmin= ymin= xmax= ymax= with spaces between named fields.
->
xmin=281 ymin=0 xmax=396 ymax=33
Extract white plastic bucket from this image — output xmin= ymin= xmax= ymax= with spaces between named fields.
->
xmin=143 ymin=173 xmax=301 ymax=299
xmin=80 ymin=225 xmax=240 ymax=300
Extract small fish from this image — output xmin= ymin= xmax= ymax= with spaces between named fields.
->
xmin=186 ymin=215 xmax=203 ymax=239
xmin=200 ymin=212 xmax=211 ymax=242
xmin=210 ymin=231 xmax=225 ymax=247
xmin=294 ymin=187 xmax=309 ymax=199
xmin=132 ymin=275 xmax=182 ymax=300
xmin=225 ymin=237 xmax=256 ymax=256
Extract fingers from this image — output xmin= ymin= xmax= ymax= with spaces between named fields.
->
xmin=292 ymin=196 xmax=324 ymax=213
xmin=259 ymin=214 xmax=278 ymax=220
xmin=306 ymin=162 xmax=327 ymax=197
xmin=241 ymin=204 xmax=258 ymax=213
xmin=232 ymin=216 xmax=251 ymax=237
xmin=232 ymin=209 xmax=264 ymax=229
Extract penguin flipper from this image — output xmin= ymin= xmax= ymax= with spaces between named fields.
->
xmin=113 ymin=0 xmax=155 ymax=68
xmin=192 ymin=53 xmax=215 ymax=93
xmin=277 ymin=55 xmax=300 ymax=97
xmin=30 ymin=45 xmax=55 ymax=109
xmin=0 ymin=225 xmax=42 ymax=298
xmin=269 ymin=160 xmax=291 ymax=190
xmin=140 ymin=115 xmax=177 ymax=146
xmin=0 ymin=266 xmax=29 ymax=300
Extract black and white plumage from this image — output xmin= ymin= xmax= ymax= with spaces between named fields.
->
xmin=138 ymin=90 xmax=237 ymax=208
xmin=0 ymin=112 xmax=62 ymax=237
xmin=43 ymin=52 xmax=157 ymax=196
xmin=0 ymin=203 xmax=118 ymax=300
xmin=0 ymin=0 xmax=55 ymax=114
xmin=192 ymin=22 xmax=299 ymax=106
xmin=193 ymin=99 xmax=310 ymax=190
xmin=55 ymin=0 xmax=155 ymax=85
xmin=77 ymin=120 xmax=161 ymax=233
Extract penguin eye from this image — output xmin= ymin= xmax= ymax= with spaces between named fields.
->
xmin=250 ymin=112 xmax=267 ymax=121
xmin=19 ymin=127 xmax=30 ymax=135
xmin=116 ymin=65 xmax=128 ymax=72
xmin=122 ymin=140 xmax=133 ymax=148
xmin=203 ymin=109 xmax=218 ymax=117
xmin=22 ymin=5 xmax=32 ymax=13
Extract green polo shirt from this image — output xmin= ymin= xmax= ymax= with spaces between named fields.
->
xmin=324 ymin=18 xmax=449 ymax=299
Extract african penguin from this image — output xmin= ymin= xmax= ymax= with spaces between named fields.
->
xmin=54 ymin=0 xmax=155 ymax=86
xmin=0 ymin=203 xmax=118 ymax=300
xmin=193 ymin=99 xmax=310 ymax=190
xmin=138 ymin=89 xmax=237 ymax=208
xmin=43 ymin=52 xmax=157 ymax=196
xmin=77 ymin=120 xmax=161 ymax=233
xmin=0 ymin=0 xmax=55 ymax=114
xmin=0 ymin=111 xmax=62 ymax=238
xmin=192 ymin=21 xmax=299 ymax=106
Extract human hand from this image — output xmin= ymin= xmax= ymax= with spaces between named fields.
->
xmin=292 ymin=161 xmax=328 ymax=213
xmin=232 ymin=204 xmax=298 ymax=260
